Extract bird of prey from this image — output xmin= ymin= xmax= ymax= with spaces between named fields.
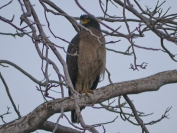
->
xmin=66 ymin=14 xmax=106 ymax=123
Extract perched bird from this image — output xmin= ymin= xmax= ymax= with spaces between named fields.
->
xmin=66 ymin=14 xmax=106 ymax=123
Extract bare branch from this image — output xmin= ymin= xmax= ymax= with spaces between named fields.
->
xmin=0 ymin=107 xmax=11 ymax=123
xmin=0 ymin=60 xmax=62 ymax=86
xmin=0 ymin=70 xmax=176 ymax=132
xmin=0 ymin=31 xmax=32 ymax=38
xmin=0 ymin=0 xmax=13 ymax=9
xmin=106 ymin=48 xmax=133 ymax=55
xmin=42 ymin=0 xmax=80 ymax=32
xmin=114 ymin=0 xmax=177 ymax=42
xmin=39 ymin=121 xmax=82 ymax=133
xmin=91 ymin=116 xmax=118 ymax=127
xmin=105 ymin=68 xmax=114 ymax=85
xmin=0 ymin=72 xmax=21 ymax=118
xmin=145 ymin=107 xmax=172 ymax=125
xmin=160 ymin=38 xmax=177 ymax=62
xmin=123 ymin=95 xmax=149 ymax=133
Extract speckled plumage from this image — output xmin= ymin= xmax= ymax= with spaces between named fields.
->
xmin=66 ymin=15 xmax=106 ymax=123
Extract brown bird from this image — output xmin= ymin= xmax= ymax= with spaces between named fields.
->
xmin=66 ymin=14 xmax=106 ymax=123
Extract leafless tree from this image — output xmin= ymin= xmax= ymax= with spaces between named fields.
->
xmin=0 ymin=0 xmax=177 ymax=133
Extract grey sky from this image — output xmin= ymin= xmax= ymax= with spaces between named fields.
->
xmin=0 ymin=0 xmax=177 ymax=133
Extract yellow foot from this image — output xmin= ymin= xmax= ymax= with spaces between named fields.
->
xmin=82 ymin=86 xmax=93 ymax=96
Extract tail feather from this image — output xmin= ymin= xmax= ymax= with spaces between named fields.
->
xmin=71 ymin=110 xmax=79 ymax=123
xmin=71 ymin=108 xmax=85 ymax=123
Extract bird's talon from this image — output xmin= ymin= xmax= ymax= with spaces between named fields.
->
xmin=82 ymin=87 xmax=93 ymax=96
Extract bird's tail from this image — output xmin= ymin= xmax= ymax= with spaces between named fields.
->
xmin=71 ymin=107 xmax=85 ymax=123
xmin=71 ymin=110 xmax=79 ymax=123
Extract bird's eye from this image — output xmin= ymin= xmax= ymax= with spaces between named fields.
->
xmin=80 ymin=19 xmax=90 ymax=24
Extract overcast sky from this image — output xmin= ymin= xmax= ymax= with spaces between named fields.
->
xmin=0 ymin=0 xmax=177 ymax=133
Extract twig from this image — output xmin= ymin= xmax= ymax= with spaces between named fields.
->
xmin=0 ymin=0 xmax=13 ymax=9
xmin=91 ymin=116 xmax=118 ymax=127
xmin=0 ymin=31 xmax=32 ymax=38
xmin=37 ymin=85 xmax=47 ymax=102
xmin=160 ymin=38 xmax=177 ymax=62
xmin=145 ymin=106 xmax=172 ymax=125
xmin=42 ymin=0 xmax=80 ymax=32
xmin=105 ymin=68 xmax=114 ymax=85
xmin=106 ymin=48 xmax=133 ymax=55
xmin=0 ymin=107 xmax=11 ymax=123
xmin=123 ymin=0 xmax=139 ymax=71
xmin=123 ymin=95 xmax=149 ymax=133
xmin=0 ymin=72 xmax=21 ymax=118
xmin=0 ymin=60 xmax=62 ymax=86
xmin=118 ymin=96 xmax=138 ymax=124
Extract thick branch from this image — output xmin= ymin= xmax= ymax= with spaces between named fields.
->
xmin=0 ymin=70 xmax=176 ymax=132
xmin=39 ymin=121 xmax=82 ymax=133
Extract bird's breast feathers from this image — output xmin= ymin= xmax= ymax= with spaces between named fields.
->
xmin=78 ymin=28 xmax=106 ymax=76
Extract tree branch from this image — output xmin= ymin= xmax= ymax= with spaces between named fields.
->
xmin=123 ymin=95 xmax=149 ymax=133
xmin=0 ymin=70 xmax=176 ymax=132
xmin=20 ymin=0 xmax=97 ymax=132
xmin=42 ymin=0 xmax=80 ymax=32
xmin=0 ymin=60 xmax=61 ymax=86
xmin=39 ymin=121 xmax=83 ymax=133
xmin=0 ymin=72 xmax=21 ymax=118
xmin=0 ymin=107 xmax=11 ymax=124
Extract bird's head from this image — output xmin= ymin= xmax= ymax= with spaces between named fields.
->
xmin=80 ymin=14 xmax=100 ymax=30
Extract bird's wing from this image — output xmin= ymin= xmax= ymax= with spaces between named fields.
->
xmin=66 ymin=34 xmax=80 ymax=95
xmin=90 ymin=76 xmax=100 ymax=90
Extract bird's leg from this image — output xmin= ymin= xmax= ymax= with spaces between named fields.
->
xmin=82 ymin=86 xmax=93 ymax=96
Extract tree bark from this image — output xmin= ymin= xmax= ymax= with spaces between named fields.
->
xmin=39 ymin=121 xmax=83 ymax=133
xmin=0 ymin=70 xmax=176 ymax=133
